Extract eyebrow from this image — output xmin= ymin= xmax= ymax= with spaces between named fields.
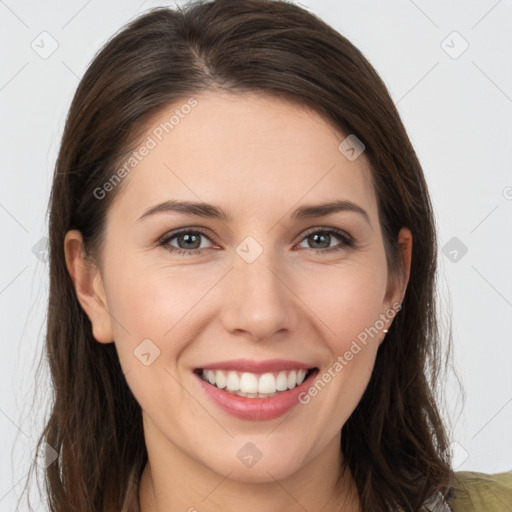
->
xmin=137 ymin=199 xmax=372 ymax=227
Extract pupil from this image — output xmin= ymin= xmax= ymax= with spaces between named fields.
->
xmin=181 ymin=233 xmax=199 ymax=249
xmin=310 ymin=233 xmax=329 ymax=249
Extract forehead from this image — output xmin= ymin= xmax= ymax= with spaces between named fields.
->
xmin=110 ymin=91 xmax=377 ymax=224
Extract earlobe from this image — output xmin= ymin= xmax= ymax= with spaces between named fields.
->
xmin=63 ymin=230 xmax=114 ymax=344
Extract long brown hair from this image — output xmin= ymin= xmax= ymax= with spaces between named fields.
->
xmin=17 ymin=1 xmax=460 ymax=510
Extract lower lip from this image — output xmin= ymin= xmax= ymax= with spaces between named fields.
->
xmin=194 ymin=369 xmax=319 ymax=421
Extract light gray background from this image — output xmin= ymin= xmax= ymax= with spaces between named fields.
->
xmin=1 ymin=0 xmax=511 ymax=510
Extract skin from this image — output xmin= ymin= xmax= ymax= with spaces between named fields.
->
xmin=64 ymin=91 xmax=412 ymax=512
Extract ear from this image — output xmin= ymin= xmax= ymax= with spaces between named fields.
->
xmin=381 ymin=227 xmax=413 ymax=334
xmin=63 ymin=230 xmax=114 ymax=344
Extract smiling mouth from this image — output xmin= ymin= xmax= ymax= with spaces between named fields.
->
xmin=193 ymin=367 xmax=318 ymax=398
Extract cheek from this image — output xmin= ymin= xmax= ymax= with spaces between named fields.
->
xmin=106 ymin=269 xmax=192 ymax=420
xmin=294 ymin=258 xmax=388 ymax=349
xmin=105 ymin=258 xmax=220 ymax=378
xmin=106 ymin=254 xmax=195 ymax=333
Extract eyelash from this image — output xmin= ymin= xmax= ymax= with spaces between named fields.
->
xmin=158 ymin=227 xmax=354 ymax=256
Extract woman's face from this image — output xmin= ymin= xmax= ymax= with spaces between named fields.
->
xmin=65 ymin=91 xmax=411 ymax=484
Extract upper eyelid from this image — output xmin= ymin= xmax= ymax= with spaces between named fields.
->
xmin=299 ymin=226 xmax=351 ymax=239
xmin=159 ymin=227 xmax=215 ymax=243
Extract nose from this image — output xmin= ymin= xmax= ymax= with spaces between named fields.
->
xmin=219 ymin=250 xmax=300 ymax=341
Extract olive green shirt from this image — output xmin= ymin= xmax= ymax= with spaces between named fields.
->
xmin=120 ymin=469 xmax=512 ymax=511
xmin=448 ymin=471 xmax=512 ymax=511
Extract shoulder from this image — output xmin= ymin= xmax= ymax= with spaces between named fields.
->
xmin=447 ymin=470 xmax=512 ymax=512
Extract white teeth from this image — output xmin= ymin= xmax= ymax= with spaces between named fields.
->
xmin=200 ymin=368 xmax=311 ymax=396
xmin=240 ymin=372 xmax=258 ymax=393
xmin=226 ymin=371 xmax=240 ymax=391
xmin=287 ymin=370 xmax=297 ymax=389
xmin=215 ymin=370 xmax=226 ymax=389
xmin=276 ymin=371 xmax=289 ymax=391
xmin=258 ymin=373 xmax=277 ymax=394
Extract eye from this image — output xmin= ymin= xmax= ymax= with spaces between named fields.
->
xmin=158 ymin=226 xmax=354 ymax=256
xmin=158 ymin=228 xmax=215 ymax=256
xmin=296 ymin=227 xmax=354 ymax=254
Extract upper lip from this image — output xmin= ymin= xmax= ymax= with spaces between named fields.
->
xmin=196 ymin=359 xmax=317 ymax=373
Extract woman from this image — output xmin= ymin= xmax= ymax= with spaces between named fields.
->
xmin=19 ymin=0 xmax=512 ymax=511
